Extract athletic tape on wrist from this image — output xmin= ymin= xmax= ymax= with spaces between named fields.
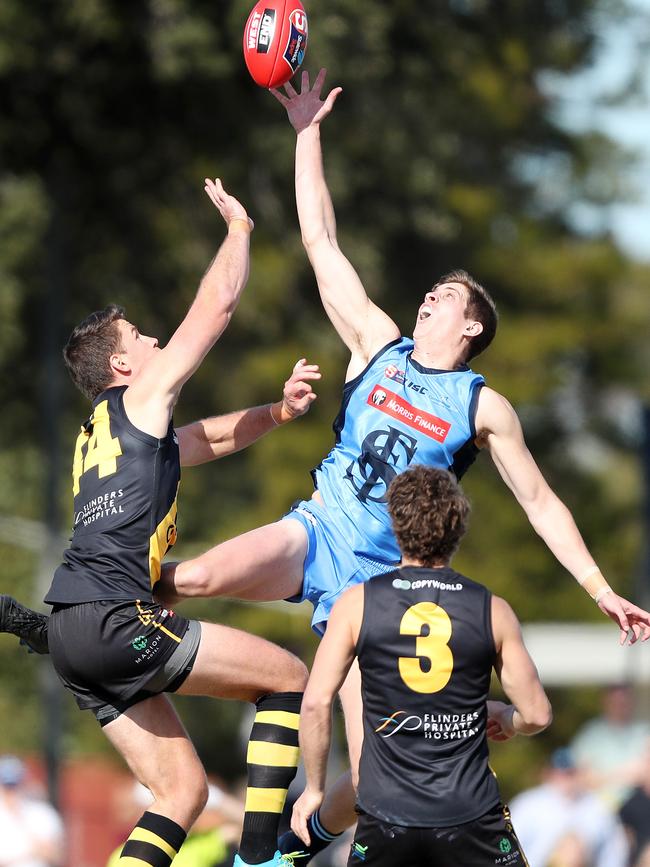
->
xmin=228 ymin=218 xmax=252 ymax=233
xmin=577 ymin=565 xmax=600 ymax=585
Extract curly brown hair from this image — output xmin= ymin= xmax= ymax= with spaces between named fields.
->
xmin=63 ymin=304 xmax=126 ymax=400
xmin=387 ymin=466 xmax=470 ymax=566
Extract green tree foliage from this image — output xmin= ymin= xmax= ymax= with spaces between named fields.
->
xmin=0 ymin=0 xmax=648 ymax=797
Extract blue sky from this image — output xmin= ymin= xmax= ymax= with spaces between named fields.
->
xmin=545 ymin=0 xmax=650 ymax=261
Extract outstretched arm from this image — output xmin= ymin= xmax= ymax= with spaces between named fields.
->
xmin=177 ymin=358 xmax=320 ymax=465
xmin=272 ymin=70 xmax=400 ymax=378
xmin=476 ymin=386 xmax=650 ymax=643
xmin=291 ymin=585 xmax=362 ymax=846
xmin=124 ymin=179 xmax=253 ymax=436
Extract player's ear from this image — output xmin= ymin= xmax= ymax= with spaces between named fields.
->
xmin=109 ymin=351 xmax=130 ymax=375
xmin=463 ymin=320 xmax=483 ymax=338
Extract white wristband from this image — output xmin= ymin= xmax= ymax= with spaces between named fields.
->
xmin=269 ymin=403 xmax=281 ymax=426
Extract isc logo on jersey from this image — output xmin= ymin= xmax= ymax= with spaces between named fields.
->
xmin=247 ymin=8 xmax=276 ymax=53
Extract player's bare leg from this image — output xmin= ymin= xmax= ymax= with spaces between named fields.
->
xmin=104 ymin=695 xmax=208 ymax=832
xmin=176 ymin=621 xmax=307 ymax=701
xmin=162 ymin=519 xmax=308 ymax=603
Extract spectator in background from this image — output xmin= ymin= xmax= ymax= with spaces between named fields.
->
xmin=0 ymin=755 xmax=65 ymax=867
xmin=571 ymin=683 xmax=650 ymax=809
xmin=509 ymin=747 xmax=628 ymax=867
xmin=619 ymin=745 xmax=650 ymax=867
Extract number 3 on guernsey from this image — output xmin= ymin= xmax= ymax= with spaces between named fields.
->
xmin=399 ymin=602 xmax=454 ymax=694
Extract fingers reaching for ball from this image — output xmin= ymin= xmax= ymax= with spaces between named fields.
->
xmin=282 ymin=358 xmax=321 ymax=419
xmin=204 ymin=178 xmax=253 ymax=230
xmin=271 ymin=68 xmax=343 ymax=133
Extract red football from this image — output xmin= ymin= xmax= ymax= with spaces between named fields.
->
xmin=243 ymin=0 xmax=308 ymax=89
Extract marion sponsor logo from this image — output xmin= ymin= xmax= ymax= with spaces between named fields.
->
xmin=366 ymin=385 xmax=450 ymax=442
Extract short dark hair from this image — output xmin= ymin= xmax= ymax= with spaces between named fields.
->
xmin=387 ymin=466 xmax=470 ymax=566
xmin=433 ymin=269 xmax=497 ymax=361
xmin=63 ymin=305 xmax=126 ymax=400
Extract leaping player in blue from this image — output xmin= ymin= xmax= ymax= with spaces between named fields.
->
xmin=3 ymin=69 xmax=650 ymax=865
xmin=264 ymin=68 xmax=650 ymax=862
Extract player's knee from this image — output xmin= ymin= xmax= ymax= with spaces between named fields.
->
xmin=174 ymin=559 xmax=213 ymax=598
xmin=285 ymin=653 xmax=309 ymax=692
xmin=194 ymin=772 xmax=210 ymax=817
xmin=145 ymin=759 xmax=208 ymax=827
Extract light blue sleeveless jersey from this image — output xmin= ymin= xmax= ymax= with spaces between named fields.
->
xmin=313 ymin=337 xmax=484 ymax=563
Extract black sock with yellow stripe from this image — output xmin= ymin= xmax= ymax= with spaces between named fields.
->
xmin=238 ymin=691 xmax=302 ymax=865
xmin=118 ymin=811 xmax=186 ymax=866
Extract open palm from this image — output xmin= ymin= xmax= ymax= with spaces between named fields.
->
xmin=271 ymin=68 xmax=342 ymax=133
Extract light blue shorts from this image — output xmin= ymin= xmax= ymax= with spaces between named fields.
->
xmin=283 ymin=498 xmax=398 ymax=635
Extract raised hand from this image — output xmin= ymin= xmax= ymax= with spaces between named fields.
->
xmin=204 ymin=178 xmax=254 ymax=230
xmin=281 ymin=358 xmax=321 ymax=419
xmin=598 ymin=591 xmax=650 ymax=645
xmin=271 ymin=68 xmax=342 ymax=133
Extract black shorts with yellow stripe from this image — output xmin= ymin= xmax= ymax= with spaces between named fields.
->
xmin=48 ymin=599 xmax=200 ymax=725
xmin=348 ymin=803 xmax=529 ymax=867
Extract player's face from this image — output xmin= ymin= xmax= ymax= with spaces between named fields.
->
xmin=412 ymin=282 xmax=472 ymax=343
xmin=117 ymin=320 xmax=160 ymax=375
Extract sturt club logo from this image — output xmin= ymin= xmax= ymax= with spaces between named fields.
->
xmin=345 ymin=426 xmax=418 ymax=503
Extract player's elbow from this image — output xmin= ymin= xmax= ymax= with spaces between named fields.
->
xmin=301 ymin=226 xmax=322 ymax=249
xmin=525 ymin=489 xmax=569 ymax=540
xmin=521 ymin=696 xmax=553 ymax=734
xmin=301 ymin=689 xmax=333 ymax=719
xmin=301 ymin=227 xmax=337 ymax=256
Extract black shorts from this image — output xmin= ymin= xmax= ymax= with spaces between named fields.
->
xmin=49 ymin=600 xmax=200 ymax=725
xmin=347 ymin=804 xmax=528 ymax=867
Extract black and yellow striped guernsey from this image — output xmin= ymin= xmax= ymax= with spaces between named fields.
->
xmin=45 ymin=386 xmax=180 ymax=605
xmin=356 ymin=565 xmax=500 ymax=828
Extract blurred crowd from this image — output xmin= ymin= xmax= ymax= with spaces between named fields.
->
xmin=511 ymin=683 xmax=650 ymax=867
xmin=2 ymin=681 xmax=650 ymax=867
xmin=0 ymin=755 xmax=64 ymax=867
